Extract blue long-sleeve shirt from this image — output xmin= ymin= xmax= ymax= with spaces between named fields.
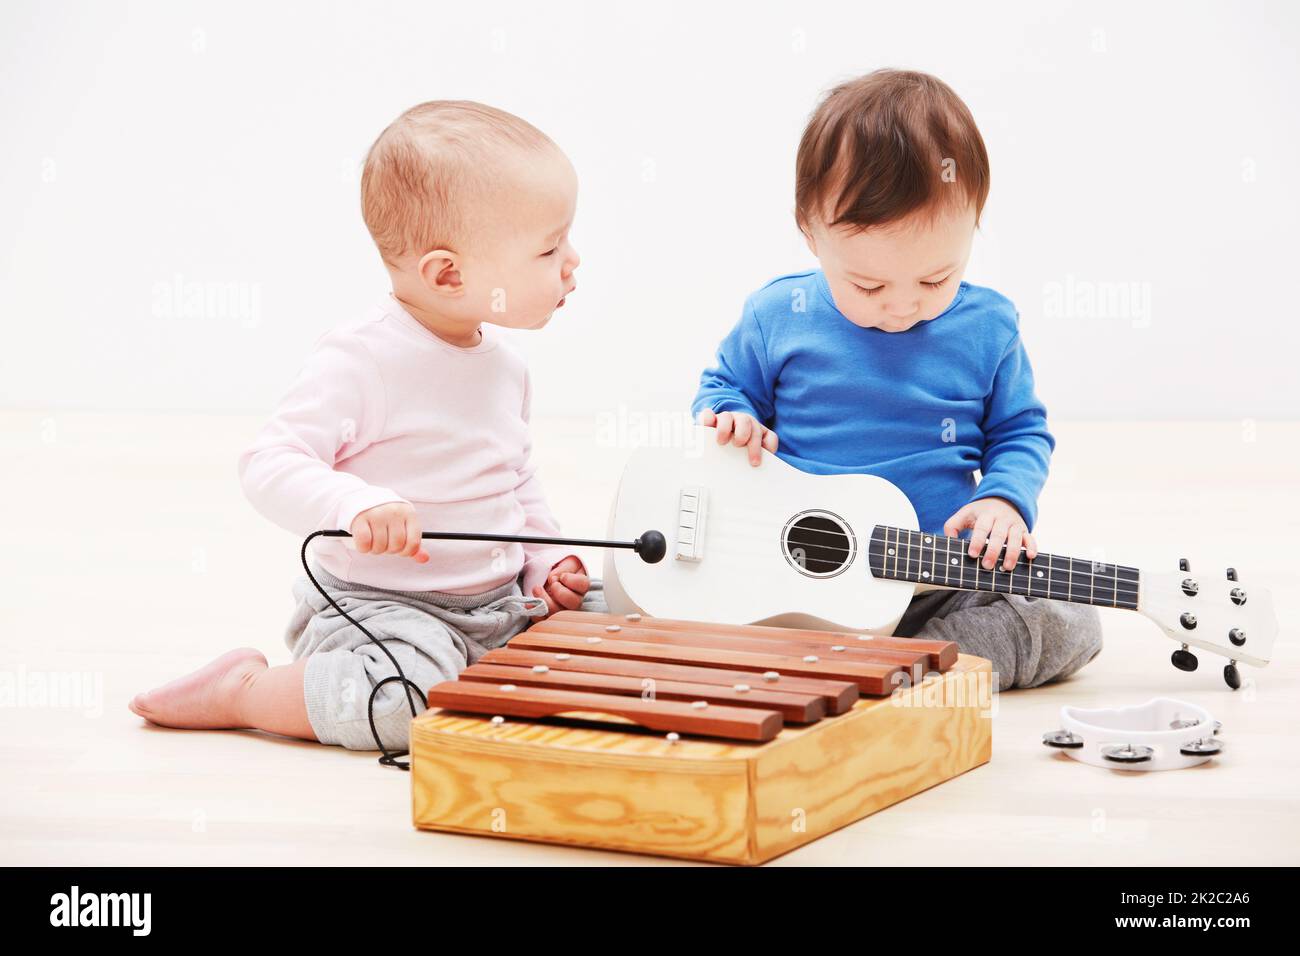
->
xmin=690 ymin=269 xmax=1055 ymax=534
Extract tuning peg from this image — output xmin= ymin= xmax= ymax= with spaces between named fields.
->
xmin=1181 ymin=578 xmax=1199 ymax=596
xmin=1230 ymin=588 xmax=1247 ymax=606
xmin=1224 ymin=662 xmax=1241 ymax=690
xmin=1229 ymin=628 xmax=1246 ymax=647
xmin=1226 ymin=567 xmax=1238 ymax=582
xmin=1179 ymin=557 xmax=1190 ymax=572
xmin=1171 ymin=646 xmax=1199 ymax=672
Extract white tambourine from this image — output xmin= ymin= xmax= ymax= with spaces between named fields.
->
xmin=1042 ymin=697 xmax=1222 ymax=771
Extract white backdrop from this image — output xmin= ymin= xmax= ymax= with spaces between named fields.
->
xmin=3 ymin=0 xmax=1297 ymax=422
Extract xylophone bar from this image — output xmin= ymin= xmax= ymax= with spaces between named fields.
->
xmin=530 ymin=618 xmax=933 ymax=681
xmin=480 ymin=647 xmax=858 ymax=714
xmin=508 ymin=632 xmax=906 ymax=696
xmin=552 ymin=611 xmax=958 ymax=672
xmin=460 ymin=662 xmax=827 ymax=723
xmin=426 ymin=680 xmax=784 ymax=742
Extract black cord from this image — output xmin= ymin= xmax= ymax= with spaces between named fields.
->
xmin=298 ymin=525 xmax=664 ymax=770
xmin=301 ymin=531 xmax=426 ymax=770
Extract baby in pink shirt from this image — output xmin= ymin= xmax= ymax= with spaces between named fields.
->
xmin=129 ymin=102 xmax=586 ymax=753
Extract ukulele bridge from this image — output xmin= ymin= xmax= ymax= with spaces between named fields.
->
xmin=675 ymin=486 xmax=707 ymax=562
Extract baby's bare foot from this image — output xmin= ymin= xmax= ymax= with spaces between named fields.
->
xmin=129 ymin=648 xmax=268 ymax=730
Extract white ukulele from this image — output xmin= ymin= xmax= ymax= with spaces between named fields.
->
xmin=603 ymin=426 xmax=1278 ymax=688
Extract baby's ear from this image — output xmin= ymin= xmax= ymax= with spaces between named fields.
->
xmin=417 ymin=250 xmax=464 ymax=297
xmin=799 ymin=223 xmax=818 ymax=257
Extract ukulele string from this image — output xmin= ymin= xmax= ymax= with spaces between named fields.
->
xmin=690 ymin=505 xmax=1137 ymax=570
xmin=675 ymin=501 xmax=1110 ymax=560
xmin=687 ymin=501 xmax=1139 ymax=575
xmin=688 ymin=523 xmax=1141 ymax=585
xmin=688 ymin=527 xmax=1142 ymax=597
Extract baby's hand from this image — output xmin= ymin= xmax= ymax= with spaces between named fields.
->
xmin=349 ymin=502 xmax=429 ymax=563
xmin=697 ymin=408 xmax=778 ymax=466
xmin=532 ymin=555 xmax=589 ymax=618
xmin=943 ymin=497 xmax=1037 ymax=571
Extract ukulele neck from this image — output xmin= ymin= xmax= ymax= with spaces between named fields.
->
xmin=867 ymin=525 xmax=1141 ymax=610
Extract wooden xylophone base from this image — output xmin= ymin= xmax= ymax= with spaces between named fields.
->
xmin=411 ymin=628 xmax=993 ymax=865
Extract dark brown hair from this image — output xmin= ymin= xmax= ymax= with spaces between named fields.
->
xmin=795 ymin=69 xmax=990 ymax=233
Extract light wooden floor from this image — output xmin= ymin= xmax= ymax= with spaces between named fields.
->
xmin=2 ymin=411 xmax=1297 ymax=866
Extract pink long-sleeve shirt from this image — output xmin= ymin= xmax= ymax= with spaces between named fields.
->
xmin=238 ymin=294 xmax=578 ymax=597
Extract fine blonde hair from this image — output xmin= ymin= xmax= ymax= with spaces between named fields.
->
xmin=361 ymin=100 xmax=555 ymax=265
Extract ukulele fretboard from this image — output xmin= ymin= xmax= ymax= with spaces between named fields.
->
xmin=867 ymin=525 xmax=1140 ymax=610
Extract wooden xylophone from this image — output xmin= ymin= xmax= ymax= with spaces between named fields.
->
xmin=412 ymin=610 xmax=992 ymax=864
xmin=426 ymin=610 xmax=959 ymax=741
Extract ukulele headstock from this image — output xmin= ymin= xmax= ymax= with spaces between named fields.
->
xmin=1139 ymin=559 xmax=1278 ymax=687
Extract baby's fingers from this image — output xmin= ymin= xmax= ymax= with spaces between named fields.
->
xmin=731 ymin=414 xmax=753 ymax=449
xmin=559 ymin=571 xmax=590 ymax=595
xmin=715 ymin=412 xmax=735 ymax=443
xmin=403 ymin=514 xmax=429 ymax=562
xmin=982 ymin=519 xmax=1011 ymax=570
xmin=1002 ymin=524 xmax=1027 ymax=571
xmin=547 ymin=579 xmax=586 ymax=611
xmin=352 ymin=518 xmax=374 ymax=554
xmin=386 ymin=518 xmax=409 ymax=555
xmin=944 ymin=505 xmax=975 ymax=539
xmin=762 ymin=428 xmax=778 ymax=454
xmin=968 ymin=512 xmax=994 ymax=559
xmin=698 ymin=408 xmax=717 ymax=428
xmin=370 ymin=519 xmax=389 ymax=555
xmin=532 ymin=585 xmax=560 ymax=618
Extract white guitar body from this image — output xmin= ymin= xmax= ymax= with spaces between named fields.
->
xmin=604 ymin=433 xmax=920 ymax=633
xmin=604 ymin=427 xmax=1277 ymax=680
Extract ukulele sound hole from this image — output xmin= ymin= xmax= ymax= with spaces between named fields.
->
xmin=781 ymin=511 xmax=856 ymax=578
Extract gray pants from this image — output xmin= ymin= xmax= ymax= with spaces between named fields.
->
xmin=894 ymin=589 xmax=1103 ymax=691
xmin=285 ymin=565 xmax=550 ymax=751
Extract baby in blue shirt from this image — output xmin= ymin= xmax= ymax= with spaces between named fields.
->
xmin=692 ymin=69 xmax=1101 ymax=689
